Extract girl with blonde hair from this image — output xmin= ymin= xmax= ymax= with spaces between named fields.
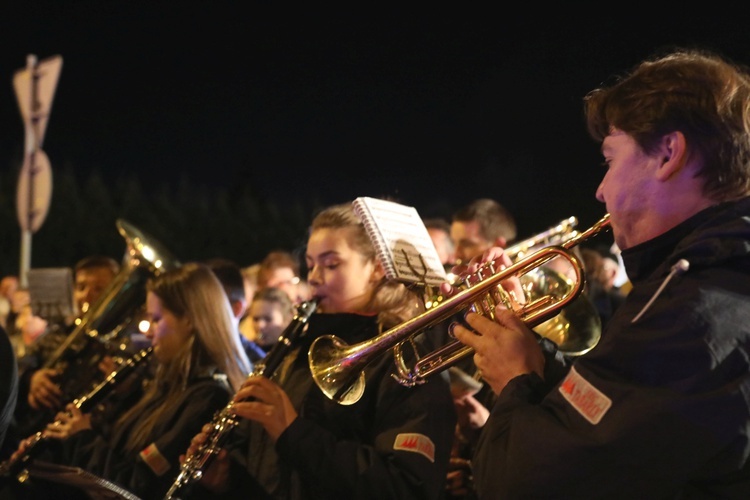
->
xmin=184 ymin=202 xmax=456 ymax=500
xmin=10 ymin=262 xmax=252 ymax=499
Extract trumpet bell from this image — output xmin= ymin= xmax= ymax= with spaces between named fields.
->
xmin=307 ymin=335 xmax=366 ymax=405
xmin=521 ymin=266 xmax=601 ymax=356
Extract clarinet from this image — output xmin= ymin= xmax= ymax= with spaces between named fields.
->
xmin=0 ymin=347 xmax=153 ymax=482
xmin=163 ymin=298 xmax=318 ymax=500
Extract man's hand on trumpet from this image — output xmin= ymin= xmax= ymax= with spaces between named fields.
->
xmin=440 ymin=247 xmax=526 ymax=310
xmin=443 ymin=247 xmax=545 ymax=395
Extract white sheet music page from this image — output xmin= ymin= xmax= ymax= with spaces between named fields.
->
xmin=352 ymin=197 xmax=448 ymax=286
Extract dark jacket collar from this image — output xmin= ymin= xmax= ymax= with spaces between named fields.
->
xmin=299 ymin=312 xmax=380 ymax=352
xmin=622 ymin=197 xmax=750 ymax=282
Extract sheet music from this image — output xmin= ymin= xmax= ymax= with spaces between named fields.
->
xmin=352 ymin=197 xmax=448 ymax=286
xmin=27 ymin=267 xmax=75 ymax=322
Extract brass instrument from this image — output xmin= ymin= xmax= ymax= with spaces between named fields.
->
xmin=42 ymin=220 xmax=179 ymax=409
xmin=308 ymin=214 xmax=611 ymax=405
xmin=163 ymin=299 xmax=319 ymax=500
xmin=504 ymin=215 xmax=579 ymax=260
xmin=0 ymin=347 xmax=153 ymax=483
xmin=507 ymin=215 xmax=600 ymax=357
xmin=427 ymin=216 xmax=579 ymax=304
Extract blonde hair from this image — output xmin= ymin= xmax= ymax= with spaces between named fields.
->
xmin=119 ymin=262 xmax=252 ymax=452
xmin=310 ymin=203 xmax=422 ymax=328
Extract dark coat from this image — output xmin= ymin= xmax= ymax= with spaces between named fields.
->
xmin=72 ymin=375 xmax=231 ymax=500
xmin=473 ymin=198 xmax=750 ymax=499
xmin=216 ymin=312 xmax=457 ymax=500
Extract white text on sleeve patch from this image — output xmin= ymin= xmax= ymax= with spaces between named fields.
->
xmin=393 ymin=433 xmax=435 ymax=462
xmin=558 ymin=366 xmax=612 ymax=424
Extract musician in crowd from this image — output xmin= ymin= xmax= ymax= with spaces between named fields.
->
xmin=450 ymin=198 xmax=517 ymax=266
xmin=257 ymin=250 xmax=304 ymax=304
xmin=451 ymin=48 xmax=750 ymax=497
xmin=182 ymin=202 xmax=456 ymax=499
xmin=206 ymin=258 xmax=267 ymax=364
xmin=5 ymin=256 xmax=120 ymax=452
xmin=246 ymin=286 xmax=294 ymax=352
xmin=5 ymin=262 xmax=253 ymax=499
xmin=5 ymin=287 xmax=43 ymax=359
xmin=431 ymin=198 xmax=517 ymax=499
xmin=595 ymin=245 xmax=627 ymax=294
xmin=238 ymin=263 xmax=261 ymax=343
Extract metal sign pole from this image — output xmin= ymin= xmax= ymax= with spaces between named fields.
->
xmin=13 ymin=54 xmax=61 ymax=288
xmin=19 ymin=55 xmax=37 ymax=289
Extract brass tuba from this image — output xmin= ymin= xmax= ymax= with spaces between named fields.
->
xmin=308 ymin=214 xmax=611 ymax=405
xmin=41 ymin=219 xmax=179 ymax=406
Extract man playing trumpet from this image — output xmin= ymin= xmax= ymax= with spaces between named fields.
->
xmin=451 ymin=48 xmax=750 ymax=498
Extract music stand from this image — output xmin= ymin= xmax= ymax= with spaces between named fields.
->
xmin=17 ymin=460 xmax=142 ymax=500
xmin=27 ymin=268 xmax=75 ymax=324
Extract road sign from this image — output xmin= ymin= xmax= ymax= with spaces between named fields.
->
xmin=13 ymin=54 xmax=63 ymax=150
xmin=16 ymin=149 xmax=53 ymax=233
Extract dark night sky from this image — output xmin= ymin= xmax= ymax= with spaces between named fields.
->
xmin=2 ymin=4 xmax=750 ymax=237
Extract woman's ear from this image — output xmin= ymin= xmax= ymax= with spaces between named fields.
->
xmin=181 ymin=315 xmax=193 ymax=334
xmin=370 ymin=259 xmax=386 ymax=283
xmin=655 ymin=131 xmax=687 ymax=181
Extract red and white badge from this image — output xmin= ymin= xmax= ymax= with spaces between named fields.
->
xmin=393 ymin=433 xmax=436 ymax=463
xmin=140 ymin=442 xmax=171 ymax=476
xmin=558 ymin=366 xmax=612 ymax=424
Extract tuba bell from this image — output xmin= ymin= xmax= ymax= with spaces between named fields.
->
xmin=308 ymin=214 xmax=611 ymax=405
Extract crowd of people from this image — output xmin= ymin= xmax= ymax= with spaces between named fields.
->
xmin=0 ymin=46 xmax=747 ymax=499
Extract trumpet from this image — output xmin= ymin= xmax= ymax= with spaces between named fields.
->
xmin=163 ymin=298 xmax=319 ymax=500
xmin=308 ymin=214 xmax=611 ymax=405
xmin=505 ymin=215 xmax=579 ymax=260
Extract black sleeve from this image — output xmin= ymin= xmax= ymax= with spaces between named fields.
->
xmin=0 ymin=327 xmax=18 ymax=451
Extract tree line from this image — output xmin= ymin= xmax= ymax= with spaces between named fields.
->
xmin=0 ymin=166 xmax=322 ymax=278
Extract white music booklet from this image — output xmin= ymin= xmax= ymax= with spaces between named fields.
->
xmin=352 ymin=197 xmax=448 ymax=287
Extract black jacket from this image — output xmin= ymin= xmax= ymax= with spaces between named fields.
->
xmin=217 ymin=312 xmax=457 ymax=500
xmin=78 ymin=376 xmax=231 ymax=499
xmin=0 ymin=328 xmax=17 ymax=452
xmin=473 ymin=199 xmax=750 ymax=499
xmin=0 ymin=372 xmax=230 ymax=500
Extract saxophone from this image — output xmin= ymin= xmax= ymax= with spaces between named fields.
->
xmin=0 ymin=346 xmax=153 ymax=483
xmin=163 ymin=298 xmax=318 ymax=500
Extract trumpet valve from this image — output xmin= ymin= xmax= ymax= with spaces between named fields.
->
xmin=464 ymin=260 xmax=515 ymax=321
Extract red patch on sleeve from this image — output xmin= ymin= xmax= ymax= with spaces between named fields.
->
xmin=393 ymin=433 xmax=435 ymax=463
